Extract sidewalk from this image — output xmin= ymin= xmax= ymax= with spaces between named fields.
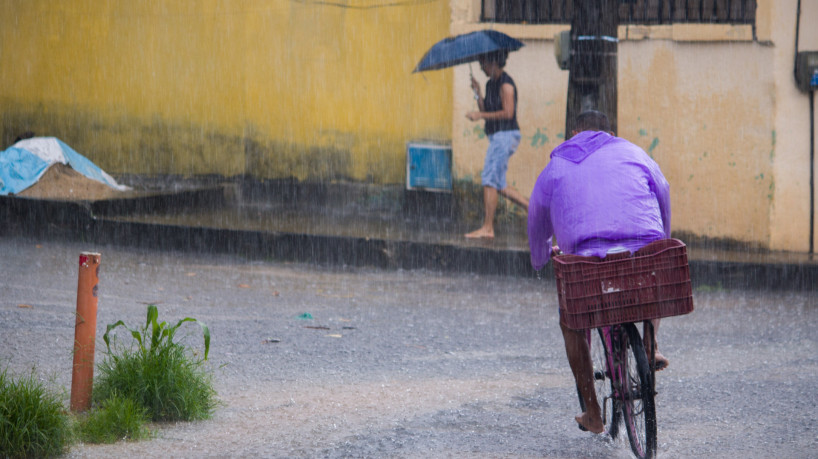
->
xmin=1 ymin=182 xmax=816 ymax=290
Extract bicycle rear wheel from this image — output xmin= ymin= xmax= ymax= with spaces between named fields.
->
xmin=613 ymin=323 xmax=657 ymax=459
xmin=576 ymin=328 xmax=621 ymax=438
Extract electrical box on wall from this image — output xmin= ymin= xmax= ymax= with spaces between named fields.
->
xmin=795 ymin=51 xmax=818 ymax=92
xmin=406 ymin=143 xmax=452 ymax=192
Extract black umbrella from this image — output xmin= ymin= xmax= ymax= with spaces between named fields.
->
xmin=413 ymin=29 xmax=524 ymax=73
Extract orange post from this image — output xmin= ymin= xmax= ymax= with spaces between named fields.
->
xmin=70 ymin=252 xmax=101 ymax=412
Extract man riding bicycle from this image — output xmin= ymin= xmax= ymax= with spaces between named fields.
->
xmin=527 ymin=111 xmax=671 ymax=434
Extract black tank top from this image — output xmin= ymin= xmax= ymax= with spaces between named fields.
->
xmin=484 ymin=72 xmax=519 ymax=135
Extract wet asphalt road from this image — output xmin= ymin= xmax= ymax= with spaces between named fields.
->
xmin=1 ymin=236 xmax=816 ymax=458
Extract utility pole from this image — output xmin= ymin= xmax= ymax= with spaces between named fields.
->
xmin=565 ymin=0 xmax=620 ymax=137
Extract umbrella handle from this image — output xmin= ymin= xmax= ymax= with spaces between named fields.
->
xmin=469 ymin=63 xmax=480 ymax=106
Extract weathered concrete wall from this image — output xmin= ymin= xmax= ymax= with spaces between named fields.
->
xmin=451 ymin=0 xmax=818 ymax=253
xmin=619 ymin=38 xmax=775 ymax=247
xmin=0 ymin=0 xmax=452 ymax=183
xmin=2 ymin=0 xmax=816 ymax=253
xmin=768 ymin=0 xmax=818 ymax=252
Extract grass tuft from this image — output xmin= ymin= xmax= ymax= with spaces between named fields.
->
xmin=0 ymin=368 xmax=72 ymax=458
xmin=95 ymin=304 xmax=218 ymax=422
xmin=76 ymin=393 xmax=150 ymax=443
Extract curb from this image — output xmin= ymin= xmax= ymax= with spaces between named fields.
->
xmin=2 ymin=193 xmax=816 ymax=290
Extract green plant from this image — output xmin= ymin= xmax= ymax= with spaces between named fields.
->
xmin=76 ymin=393 xmax=150 ymax=444
xmin=0 ymin=368 xmax=72 ymax=458
xmin=95 ymin=304 xmax=217 ymax=422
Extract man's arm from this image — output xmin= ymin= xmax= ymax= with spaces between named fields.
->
xmin=649 ymin=162 xmax=672 ymax=238
xmin=466 ymin=83 xmax=516 ymax=122
xmin=528 ymin=173 xmax=554 ymax=270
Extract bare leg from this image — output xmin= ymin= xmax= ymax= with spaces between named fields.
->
xmin=643 ymin=319 xmax=669 ymax=370
xmin=561 ymin=322 xmax=604 ymax=433
xmin=465 ymin=186 xmax=499 ymax=238
xmin=499 ymin=186 xmax=529 ymax=211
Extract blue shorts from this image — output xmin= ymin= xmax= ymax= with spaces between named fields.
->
xmin=481 ymin=130 xmax=521 ymax=190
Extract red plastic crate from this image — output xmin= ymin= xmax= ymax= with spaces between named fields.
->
xmin=553 ymin=238 xmax=694 ymax=330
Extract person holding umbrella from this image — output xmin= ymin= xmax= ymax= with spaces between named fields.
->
xmin=464 ymin=50 xmax=528 ymax=239
xmin=413 ymin=30 xmax=528 ymax=239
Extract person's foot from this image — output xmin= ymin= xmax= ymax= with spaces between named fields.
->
xmin=652 ymin=351 xmax=669 ymax=371
xmin=575 ymin=412 xmax=604 ymax=434
xmin=464 ymin=227 xmax=494 ymax=239
xmin=644 ymin=340 xmax=669 ymax=371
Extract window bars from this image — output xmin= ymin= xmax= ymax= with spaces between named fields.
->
xmin=483 ymin=0 xmax=756 ymax=25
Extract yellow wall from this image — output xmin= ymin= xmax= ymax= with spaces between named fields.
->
xmin=451 ymin=0 xmax=818 ymax=253
xmin=0 ymin=0 xmax=452 ymax=183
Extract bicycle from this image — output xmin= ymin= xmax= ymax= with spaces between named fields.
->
xmin=552 ymin=239 xmax=694 ymax=459
xmin=579 ymin=321 xmax=657 ymax=458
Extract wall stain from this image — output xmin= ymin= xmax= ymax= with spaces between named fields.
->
xmin=769 ymin=130 xmax=776 ymax=162
xmin=463 ymin=124 xmax=486 ymax=140
xmin=244 ymin=136 xmax=352 ymax=182
xmin=647 ymin=137 xmax=659 ymax=154
xmin=1 ymin=100 xmax=366 ymax=182
xmin=530 ymin=128 xmax=549 ymax=147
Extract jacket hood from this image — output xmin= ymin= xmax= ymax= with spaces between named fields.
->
xmin=551 ymin=130 xmax=615 ymax=164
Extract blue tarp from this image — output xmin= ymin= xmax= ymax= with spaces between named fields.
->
xmin=0 ymin=137 xmax=128 ymax=195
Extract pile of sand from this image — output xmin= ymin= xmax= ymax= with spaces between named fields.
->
xmin=16 ymin=163 xmax=125 ymax=201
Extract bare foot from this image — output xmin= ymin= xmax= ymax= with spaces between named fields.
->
xmin=575 ymin=412 xmax=604 ymax=434
xmin=464 ymin=228 xmax=494 ymax=239
xmin=644 ymin=341 xmax=669 ymax=371
xmin=652 ymin=351 xmax=669 ymax=371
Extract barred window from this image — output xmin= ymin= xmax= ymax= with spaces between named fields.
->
xmin=482 ymin=0 xmax=756 ymax=25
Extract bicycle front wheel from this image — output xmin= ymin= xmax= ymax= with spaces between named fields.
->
xmin=613 ymin=323 xmax=657 ymax=459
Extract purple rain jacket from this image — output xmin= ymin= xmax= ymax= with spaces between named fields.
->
xmin=528 ymin=130 xmax=671 ymax=270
